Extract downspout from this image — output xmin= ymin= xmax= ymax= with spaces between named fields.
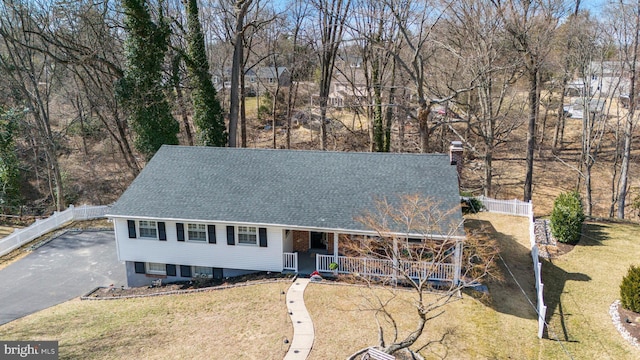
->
xmin=333 ymin=233 xmax=339 ymax=275
xmin=393 ymin=237 xmax=399 ymax=285
xmin=453 ymin=239 xmax=462 ymax=285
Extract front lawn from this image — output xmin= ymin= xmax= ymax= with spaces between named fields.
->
xmin=0 ymin=214 xmax=638 ymax=359
xmin=540 ymin=220 xmax=640 ymax=359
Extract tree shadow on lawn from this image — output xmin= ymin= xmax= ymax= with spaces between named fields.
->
xmin=465 ymin=217 xmax=592 ymax=331
xmin=465 ymin=219 xmax=538 ymax=320
xmin=541 ymin=222 xmax=609 ymax=342
xmin=542 ymin=258 xmax=591 ymax=342
xmin=541 ymin=223 xmax=610 ymax=341
xmin=578 ymin=222 xmax=609 ymax=246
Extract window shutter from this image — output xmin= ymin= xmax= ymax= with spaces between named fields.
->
xmin=208 ymin=225 xmax=216 ymax=244
xmin=134 ymin=262 xmax=145 ymax=274
xmin=166 ymin=264 xmax=176 ymax=276
xmin=180 ymin=265 xmax=192 ymax=277
xmin=158 ymin=222 xmax=167 ymax=241
xmin=176 ymin=223 xmax=185 ymax=242
xmin=226 ymin=226 xmax=235 ymax=245
xmin=127 ymin=220 xmax=137 ymax=238
xmin=259 ymin=227 xmax=268 ymax=247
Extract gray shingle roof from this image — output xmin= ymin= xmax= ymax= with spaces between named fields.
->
xmin=107 ymin=146 xmax=464 ymax=236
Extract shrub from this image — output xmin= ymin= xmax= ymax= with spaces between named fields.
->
xmin=620 ymin=265 xmax=640 ymax=313
xmin=460 ymin=192 xmax=484 ymax=214
xmin=550 ymin=191 xmax=585 ymax=244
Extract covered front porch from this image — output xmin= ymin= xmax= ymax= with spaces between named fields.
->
xmin=281 ymin=229 xmax=462 ymax=283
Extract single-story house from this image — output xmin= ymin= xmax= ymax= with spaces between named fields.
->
xmin=107 ymin=146 xmax=465 ymax=287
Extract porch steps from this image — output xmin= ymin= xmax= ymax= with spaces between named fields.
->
xmin=284 ymin=278 xmax=315 ymax=360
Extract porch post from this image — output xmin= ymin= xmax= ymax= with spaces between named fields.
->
xmin=453 ymin=239 xmax=462 ymax=285
xmin=392 ymin=237 xmax=398 ymax=283
xmin=333 ymin=232 xmax=339 ymax=275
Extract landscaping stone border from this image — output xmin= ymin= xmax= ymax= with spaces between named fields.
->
xmin=81 ymin=277 xmax=296 ymax=300
xmin=610 ymin=300 xmax=640 ymax=349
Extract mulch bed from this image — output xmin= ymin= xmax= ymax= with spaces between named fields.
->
xmin=616 ymin=304 xmax=640 ymax=347
xmin=84 ymin=272 xmax=294 ymax=299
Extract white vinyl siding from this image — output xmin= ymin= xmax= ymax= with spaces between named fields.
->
xmin=139 ymin=220 xmax=157 ymax=239
xmin=188 ymin=224 xmax=207 ymax=242
xmin=147 ymin=262 xmax=166 ymax=275
xmin=238 ymin=226 xmax=257 ymax=245
xmin=114 ymin=219 xmax=284 ymax=272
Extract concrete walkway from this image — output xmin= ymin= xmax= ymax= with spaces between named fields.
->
xmin=284 ymin=278 xmax=314 ymax=360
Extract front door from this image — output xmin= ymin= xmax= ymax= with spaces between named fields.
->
xmin=310 ymin=232 xmax=326 ymax=250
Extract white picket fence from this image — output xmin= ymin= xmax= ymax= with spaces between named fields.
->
xmin=473 ymin=195 xmax=533 ymax=216
xmin=0 ymin=204 xmax=110 ymax=257
xmin=472 ymin=196 xmax=546 ymax=339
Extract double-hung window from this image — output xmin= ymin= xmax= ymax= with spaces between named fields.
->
xmin=237 ymin=226 xmax=257 ymax=245
xmin=193 ymin=266 xmax=213 ymax=278
xmin=139 ymin=221 xmax=157 ymax=239
xmin=188 ymin=224 xmax=207 ymax=242
xmin=147 ymin=262 xmax=166 ymax=275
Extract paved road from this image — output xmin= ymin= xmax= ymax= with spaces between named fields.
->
xmin=0 ymin=231 xmax=126 ymax=325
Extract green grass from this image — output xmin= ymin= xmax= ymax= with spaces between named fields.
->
xmin=540 ymin=221 xmax=640 ymax=359
xmin=0 ymin=215 xmax=638 ymax=359
xmin=0 ymin=284 xmax=293 ymax=360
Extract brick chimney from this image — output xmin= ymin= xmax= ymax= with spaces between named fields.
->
xmin=449 ymin=141 xmax=463 ymax=180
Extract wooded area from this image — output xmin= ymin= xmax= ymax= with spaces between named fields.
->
xmin=0 ymin=0 xmax=638 ymax=220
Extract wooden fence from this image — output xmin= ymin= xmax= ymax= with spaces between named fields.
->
xmin=0 ymin=205 xmax=110 ymax=257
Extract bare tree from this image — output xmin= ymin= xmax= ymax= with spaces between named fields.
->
xmin=342 ymin=194 xmax=498 ymax=359
xmin=491 ymin=0 xmax=564 ymax=202
xmin=552 ymin=0 xmax=582 ymax=151
xmin=566 ymin=14 xmax=609 ymax=217
xmin=312 ymin=0 xmax=352 ymax=150
xmin=283 ymin=0 xmax=312 ymax=149
xmin=0 ymin=0 xmax=66 ymax=211
xmin=227 ymin=0 xmax=253 ymax=147
xmin=440 ymin=0 xmax=524 ymax=197
xmin=611 ymin=0 xmax=640 ymax=219
xmin=385 ymin=0 xmax=436 ymax=153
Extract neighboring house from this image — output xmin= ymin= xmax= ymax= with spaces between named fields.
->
xmin=107 ymin=145 xmax=465 ymax=287
xmin=563 ymin=98 xmax=607 ymax=119
xmin=328 ymin=66 xmax=368 ymax=108
xmin=589 ymin=61 xmax=629 ymax=97
xmin=255 ymin=66 xmax=290 ymax=92
xmin=215 ymin=66 xmax=290 ymax=94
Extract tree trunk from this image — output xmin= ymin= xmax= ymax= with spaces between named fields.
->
xmin=228 ymin=0 xmax=252 ymax=147
xmin=553 ymin=84 xmax=567 ymax=151
xmin=240 ymin=70 xmax=247 ymax=147
xmin=617 ymin=2 xmax=640 ymax=219
xmin=524 ymin=67 xmax=539 ymax=202
xmin=418 ymin=101 xmax=431 ymax=153
xmin=175 ymin=83 xmax=194 ymax=146
xmin=384 ymin=58 xmax=397 ymax=152
xmin=372 ymin=56 xmax=384 ymax=152
xmin=272 ymin=84 xmax=281 ymax=149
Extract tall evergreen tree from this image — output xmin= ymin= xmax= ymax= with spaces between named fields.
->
xmin=183 ymin=0 xmax=227 ymax=146
xmin=117 ymin=0 xmax=179 ymax=160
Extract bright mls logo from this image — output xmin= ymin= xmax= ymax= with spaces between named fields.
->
xmin=1 ymin=341 xmax=58 ymax=359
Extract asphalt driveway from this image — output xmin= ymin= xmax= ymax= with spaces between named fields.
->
xmin=0 ymin=230 xmax=125 ymax=325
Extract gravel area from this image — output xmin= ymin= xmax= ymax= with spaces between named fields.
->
xmin=534 ymin=219 xmax=556 ymax=258
xmin=610 ymin=300 xmax=640 ymax=349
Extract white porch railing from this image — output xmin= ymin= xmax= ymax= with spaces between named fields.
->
xmin=283 ymin=252 xmax=298 ymax=272
xmin=316 ymin=254 xmax=456 ymax=282
xmin=0 ymin=204 xmax=110 ymax=257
